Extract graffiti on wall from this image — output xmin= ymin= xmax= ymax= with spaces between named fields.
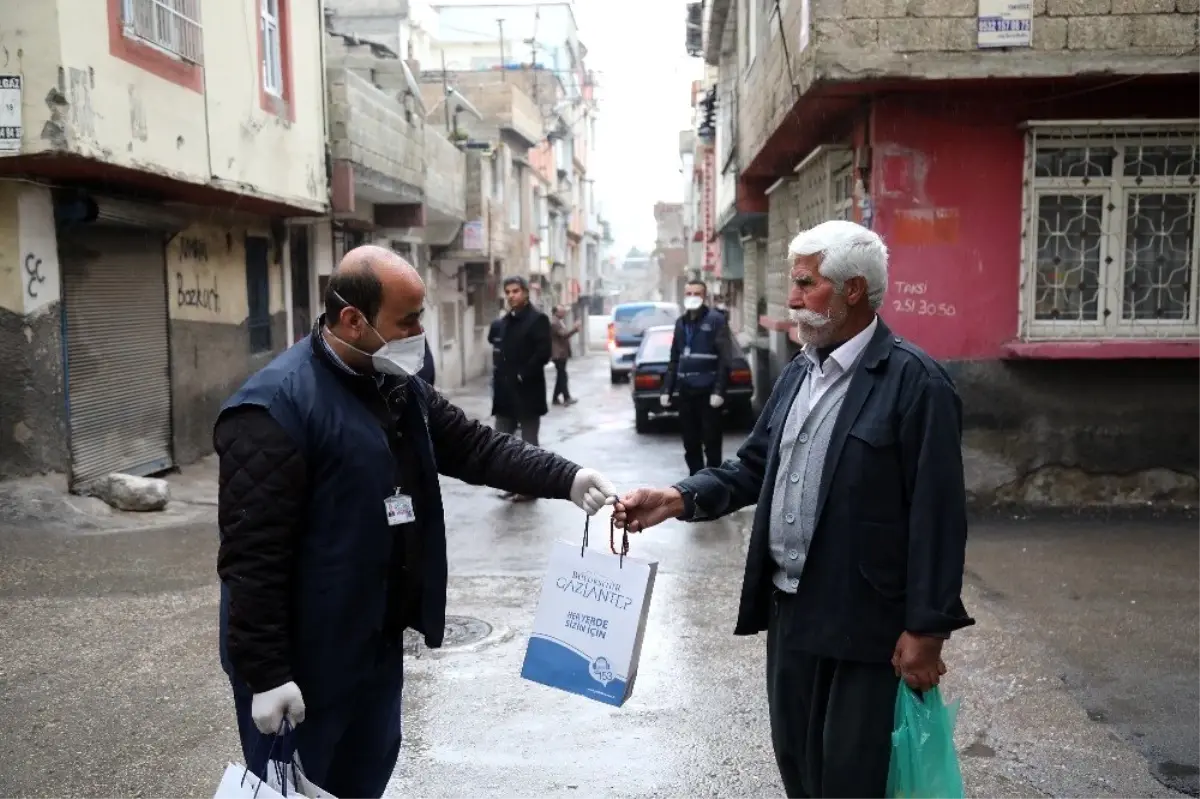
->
xmin=24 ymin=252 xmax=45 ymax=299
xmin=16 ymin=186 xmax=60 ymax=317
xmin=176 ymin=271 xmax=220 ymax=312
xmin=178 ymin=236 xmax=208 ymax=262
xmin=172 ymin=233 xmax=221 ymax=315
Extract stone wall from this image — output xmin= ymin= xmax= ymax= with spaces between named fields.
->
xmin=327 ymin=67 xmax=425 ymax=196
xmin=423 ymin=126 xmax=467 ymax=220
xmin=765 ymin=179 xmax=798 ymax=321
xmin=737 ymin=0 xmax=1199 ymax=179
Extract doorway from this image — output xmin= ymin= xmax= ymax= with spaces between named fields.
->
xmin=289 ymin=227 xmax=312 ymax=342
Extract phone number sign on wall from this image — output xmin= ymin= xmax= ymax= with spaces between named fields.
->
xmin=977 ymin=0 xmax=1032 ymax=47
xmin=0 ymin=75 xmax=22 ymax=152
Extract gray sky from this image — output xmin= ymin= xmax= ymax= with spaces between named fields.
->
xmin=573 ymin=0 xmax=701 ymax=254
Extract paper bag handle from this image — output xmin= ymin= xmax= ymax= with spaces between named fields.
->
xmin=581 ymin=513 xmax=629 ymax=569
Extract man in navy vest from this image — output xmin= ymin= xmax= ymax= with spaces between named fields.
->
xmin=213 ymin=245 xmax=617 ymax=798
xmin=661 ymin=280 xmax=733 ymax=475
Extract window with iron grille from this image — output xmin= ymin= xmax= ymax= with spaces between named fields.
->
xmin=261 ymin=0 xmax=284 ymax=96
xmin=1022 ymin=122 xmax=1200 ymax=340
xmin=832 ymin=164 xmax=854 ymax=221
xmin=121 ymin=0 xmax=204 ymax=65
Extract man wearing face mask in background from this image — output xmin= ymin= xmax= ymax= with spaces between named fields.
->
xmin=662 ymin=280 xmax=733 ymax=475
xmin=213 ymin=246 xmax=617 ymax=798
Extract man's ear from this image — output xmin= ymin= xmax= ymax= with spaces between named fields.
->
xmin=845 ymin=276 xmax=869 ymax=306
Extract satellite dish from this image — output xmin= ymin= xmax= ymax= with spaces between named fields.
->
xmin=401 ymin=61 xmax=427 ymax=117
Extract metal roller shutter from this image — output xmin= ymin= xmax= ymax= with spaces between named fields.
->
xmin=62 ymin=228 xmax=173 ymax=488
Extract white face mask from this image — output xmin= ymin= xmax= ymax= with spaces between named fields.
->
xmin=370 ymin=331 xmax=426 ymax=376
xmin=328 ymin=297 xmax=427 ymax=377
xmin=683 ymin=296 xmax=703 ymax=311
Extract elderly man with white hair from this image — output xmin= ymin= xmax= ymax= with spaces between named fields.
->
xmin=614 ymin=220 xmax=975 ymax=797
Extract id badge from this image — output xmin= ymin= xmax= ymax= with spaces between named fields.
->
xmin=384 ymin=491 xmax=416 ymax=526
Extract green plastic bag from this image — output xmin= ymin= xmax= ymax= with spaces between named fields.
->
xmin=886 ymin=683 xmax=965 ymax=798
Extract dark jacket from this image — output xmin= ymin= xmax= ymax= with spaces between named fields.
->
xmin=491 ymin=303 xmax=552 ymax=419
xmin=214 ymin=323 xmax=580 ymax=707
xmin=663 ymin=305 xmax=732 ymax=397
xmin=673 ymin=320 xmax=975 ymax=663
xmin=417 ymin=339 xmax=435 ymax=385
xmin=488 ymin=316 xmax=505 ymax=373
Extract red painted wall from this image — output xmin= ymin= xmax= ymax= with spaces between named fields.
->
xmin=869 ymin=81 xmax=1197 ymax=361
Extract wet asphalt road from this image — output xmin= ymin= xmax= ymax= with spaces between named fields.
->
xmin=0 ymin=355 xmax=1195 ymax=798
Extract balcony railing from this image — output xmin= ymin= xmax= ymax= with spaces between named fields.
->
xmin=122 ymin=0 xmax=204 ymax=65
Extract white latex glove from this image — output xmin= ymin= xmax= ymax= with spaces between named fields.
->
xmin=251 ymin=681 xmax=306 ymax=735
xmin=570 ymin=467 xmax=618 ymax=515
xmin=659 ymin=395 xmax=671 ymax=408
xmin=710 ymin=394 xmax=725 ymax=409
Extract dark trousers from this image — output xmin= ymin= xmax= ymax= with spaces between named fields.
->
xmin=552 ymin=358 xmax=570 ymax=401
xmin=495 ymin=414 xmax=540 ymax=447
xmin=231 ymin=659 xmax=405 ymax=799
xmin=766 ymin=591 xmax=898 ymax=798
xmin=676 ymin=392 xmax=723 ymax=475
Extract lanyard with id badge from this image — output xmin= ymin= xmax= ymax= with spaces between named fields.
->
xmin=682 ymin=320 xmax=696 ymax=357
xmin=384 ymin=489 xmax=416 ymax=526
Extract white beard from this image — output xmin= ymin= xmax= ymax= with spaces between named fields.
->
xmin=790 ymin=306 xmax=846 ymax=346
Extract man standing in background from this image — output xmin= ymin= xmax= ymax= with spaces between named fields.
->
xmin=662 ymin=280 xmax=733 ymax=475
xmin=491 ymin=276 xmax=552 ymax=502
xmin=550 ymin=305 xmax=581 ymax=406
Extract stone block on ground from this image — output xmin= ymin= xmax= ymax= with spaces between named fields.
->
xmin=91 ymin=473 xmax=171 ymax=512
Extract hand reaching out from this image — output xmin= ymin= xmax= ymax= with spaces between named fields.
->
xmin=612 ymin=487 xmax=686 ymax=533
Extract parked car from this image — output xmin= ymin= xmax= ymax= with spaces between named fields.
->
xmin=629 ymin=324 xmax=754 ymax=433
xmin=607 ymin=301 xmax=681 ymax=384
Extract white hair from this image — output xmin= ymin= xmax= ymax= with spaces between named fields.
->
xmin=787 ymin=220 xmax=889 ymax=310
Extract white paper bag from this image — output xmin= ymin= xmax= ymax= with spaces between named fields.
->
xmin=521 ymin=539 xmax=658 ymax=706
xmin=274 ymin=753 xmax=337 ymax=799
xmin=213 ymin=760 xmax=338 ymax=799
xmin=213 ymin=763 xmax=287 ymax=799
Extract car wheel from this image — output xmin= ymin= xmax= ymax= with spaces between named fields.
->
xmin=635 ymin=407 xmax=650 ymax=434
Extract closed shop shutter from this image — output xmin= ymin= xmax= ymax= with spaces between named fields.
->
xmin=61 ymin=228 xmax=173 ymax=488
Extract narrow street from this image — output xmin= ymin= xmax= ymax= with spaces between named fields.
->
xmin=0 ymin=355 xmax=1194 ymax=798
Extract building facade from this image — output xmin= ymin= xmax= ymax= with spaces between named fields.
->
xmin=322 ymin=31 xmax=470 ymax=386
xmin=653 ymin=202 xmax=688 ymax=304
xmin=692 ymin=0 xmax=1200 ymax=503
xmin=0 ymin=0 xmax=329 ymax=485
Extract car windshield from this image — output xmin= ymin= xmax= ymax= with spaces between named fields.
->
xmin=638 ymin=329 xmax=674 ymax=362
xmin=613 ymin=305 xmax=678 ymax=338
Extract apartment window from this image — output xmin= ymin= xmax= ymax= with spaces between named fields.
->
xmin=261 ymin=0 xmax=283 ymax=95
xmin=121 ymin=0 xmax=204 ymax=64
xmin=245 ymin=236 xmax=274 ymax=354
xmin=832 ymin=165 xmax=854 ymax=221
xmin=1023 ymin=123 xmax=1200 ymax=340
